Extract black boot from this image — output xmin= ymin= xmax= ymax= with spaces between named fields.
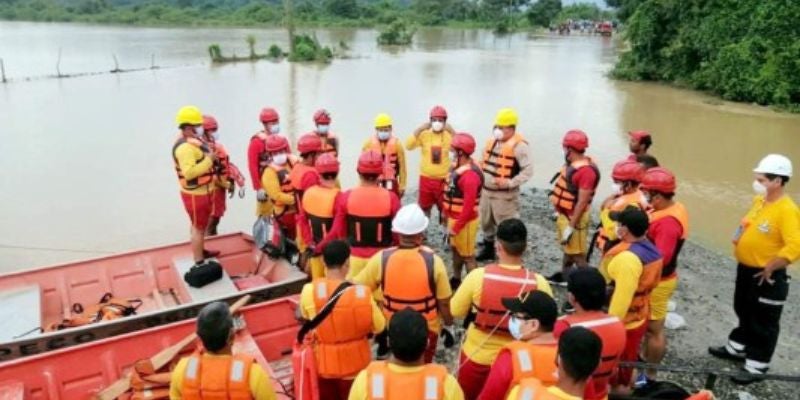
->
xmin=475 ymin=240 xmax=496 ymax=262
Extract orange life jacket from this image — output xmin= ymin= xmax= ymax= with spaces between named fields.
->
xmin=311 ymin=279 xmax=374 ymax=378
xmin=346 ymin=186 xmax=393 ymax=248
xmin=251 ymin=131 xmax=271 ymax=177
xmin=442 ymin=161 xmax=484 ymax=220
xmin=513 ymin=378 xmax=563 ymax=400
xmin=173 ymin=137 xmax=214 ymax=190
xmin=482 ymin=133 xmax=527 ymax=180
xmin=181 ymin=353 xmax=254 ymax=400
xmin=303 ymin=185 xmax=340 ymax=244
xmin=604 ymin=241 xmax=663 ymax=325
xmin=365 ymin=361 xmax=448 ymax=400
xmin=50 ymin=293 xmax=142 ymax=331
xmin=367 ymin=137 xmax=400 ymax=191
xmin=549 ymin=158 xmax=600 ymax=215
xmin=290 ymin=163 xmax=319 ymax=193
xmin=597 ymin=190 xmax=648 ymax=252
xmin=504 ymin=341 xmax=558 ymax=390
xmin=380 ymin=247 xmax=438 ymax=321
xmin=319 ymin=132 xmax=338 ymax=156
xmin=473 ymin=265 xmax=539 ymax=334
xmin=558 ymin=312 xmax=625 ymax=400
xmin=648 ymin=202 xmax=690 ymax=279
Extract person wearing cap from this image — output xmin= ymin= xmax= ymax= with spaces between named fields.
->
xmin=311 ymin=109 xmax=338 ymax=157
xmin=477 ymin=291 xmax=559 ymax=400
xmin=548 ymin=130 xmax=600 ymax=285
xmin=554 ymin=268 xmax=626 ymax=400
xmin=627 ymin=131 xmax=652 ymax=161
xmin=709 ymin=154 xmax=800 ymax=384
xmin=476 ymin=108 xmax=534 ymax=262
xmin=324 ymin=150 xmax=401 ymax=279
xmin=406 ymin=106 xmax=456 ymax=219
xmin=599 ymin=206 xmax=663 ymax=391
xmin=248 ymin=107 xmax=281 ymax=218
xmin=443 ymin=132 xmax=484 ymax=288
xmin=169 ymin=302 xmax=277 ymax=400
xmin=637 ymin=167 xmax=689 ymax=384
xmin=506 ymin=327 xmax=603 ymax=400
xmin=363 ymin=113 xmax=407 ymax=198
xmin=298 ymin=153 xmax=342 ymax=279
xmin=595 ymin=160 xmax=648 ymax=255
xmin=348 ymin=309 xmax=464 ymax=400
xmin=354 ymin=203 xmax=454 ymax=362
xmin=451 ymin=218 xmax=552 ymax=400
xmin=297 ymin=240 xmax=385 ymax=400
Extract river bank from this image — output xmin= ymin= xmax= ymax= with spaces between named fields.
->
xmin=421 ymin=187 xmax=799 ymax=400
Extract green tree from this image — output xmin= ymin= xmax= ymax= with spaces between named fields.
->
xmin=323 ymin=0 xmax=360 ymax=19
xmin=526 ymin=0 xmax=561 ymax=27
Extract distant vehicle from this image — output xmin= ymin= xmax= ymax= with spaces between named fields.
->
xmin=597 ymin=21 xmax=613 ymax=36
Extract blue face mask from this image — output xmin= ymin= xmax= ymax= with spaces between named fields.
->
xmin=317 ymin=125 xmax=330 ymax=134
xmin=269 ymin=124 xmax=281 ymax=134
xmin=508 ymin=316 xmax=524 ymax=340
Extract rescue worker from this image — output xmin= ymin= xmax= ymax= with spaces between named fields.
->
xmin=202 ymin=115 xmax=238 ymax=236
xmin=506 ymin=327 xmax=603 ymax=400
xmin=709 ymin=154 xmax=799 ymax=384
xmin=169 ymin=301 xmax=277 ymax=400
xmin=290 ymin=134 xmax=323 ymax=268
xmin=172 ymin=106 xmax=219 ymax=267
xmin=406 ymin=105 xmax=455 ymax=219
xmin=443 ymin=133 xmax=484 ymax=288
xmin=312 ymin=109 xmax=338 ymax=156
xmin=248 ymin=107 xmax=281 ymax=217
xmin=600 ymin=207 xmax=662 ymax=391
xmin=354 ymin=204 xmax=454 ymax=362
xmin=326 ymin=150 xmax=401 ymax=278
xmin=451 ymin=218 xmax=553 ymax=400
xmin=554 ymin=268 xmax=626 ymax=400
xmin=637 ymin=167 xmax=689 ymax=384
xmin=347 ymin=309 xmax=464 ymax=400
xmin=636 ymin=154 xmax=660 ymax=170
xmin=261 ymin=135 xmax=298 ymax=240
xmin=298 ymin=153 xmax=341 ymax=279
xmin=548 ymin=129 xmax=600 ymax=284
xmin=596 ymin=159 xmax=647 ymax=254
xmin=627 ymin=130 xmax=652 ymax=161
xmin=476 ymin=108 xmax=534 ymax=262
xmin=298 ymin=240 xmax=386 ymax=400
xmin=362 ymin=113 xmax=407 ymax=198
xmin=478 ymin=291 xmax=559 ymax=400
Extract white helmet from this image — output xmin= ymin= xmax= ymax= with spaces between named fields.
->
xmin=753 ymin=154 xmax=793 ymax=177
xmin=392 ymin=204 xmax=429 ymax=235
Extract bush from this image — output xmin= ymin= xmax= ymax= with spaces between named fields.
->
xmin=288 ymin=34 xmax=333 ymax=63
xmin=268 ymin=44 xmax=284 ymax=59
xmin=377 ymin=19 xmax=415 ymax=45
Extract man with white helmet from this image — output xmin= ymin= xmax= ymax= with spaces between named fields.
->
xmin=709 ymin=154 xmax=800 ymax=384
xmin=354 ymin=204 xmax=454 ymax=362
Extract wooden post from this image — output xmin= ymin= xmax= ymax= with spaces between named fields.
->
xmin=151 ymin=54 xmax=156 ymax=69
xmin=56 ymin=48 xmax=63 ymax=78
xmin=284 ymin=0 xmax=295 ymax=51
xmin=0 ymin=58 xmax=6 ymax=83
xmin=111 ymin=54 xmax=120 ymax=73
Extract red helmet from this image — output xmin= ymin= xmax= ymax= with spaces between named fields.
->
xmin=259 ymin=108 xmax=279 ymax=123
xmin=264 ymin=134 xmax=289 ymax=153
xmin=313 ymin=109 xmax=331 ymax=124
xmin=628 ymin=130 xmax=651 ymax=141
xmin=202 ymin=115 xmax=218 ymax=131
xmin=357 ymin=150 xmax=384 ymax=175
xmin=611 ymin=159 xmax=645 ymax=182
xmin=562 ymin=129 xmax=589 ymax=152
xmin=297 ymin=134 xmax=322 ymax=155
xmin=315 ymin=153 xmax=340 ymax=174
xmin=641 ymin=167 xmax=677 ymax=194
xmin=451 ymin=132 xmax=476 ymax=155
xmin=430 ymin=105 xmax=448 ymax=119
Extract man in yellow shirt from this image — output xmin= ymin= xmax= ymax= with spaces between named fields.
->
xmin=169 ymin=302 xmax=277 ymax=400
xmin=505 ymin=326 xmax=602 ymax=400
xmin=172 ymin=105 xmax=219 ymax=268
xmin=362 ymin=113 xmax=407 ymax=198
xmin=406 ymin=105 xmax=455 ymax=220
xmin=709 ymin=154 xmax=800 ymax=384
xmin=348 ymin=309 xmax=464 ymax=400
xmin=451 ymin=218 xmax=552 ymax=400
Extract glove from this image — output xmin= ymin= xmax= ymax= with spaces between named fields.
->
xmin=441 ymin=327 xmax=456 ymax=348
xmin=561 ymin=226 xmax=575 ymax=245
xmin=256 ymin=189 xmax=268 ymax=202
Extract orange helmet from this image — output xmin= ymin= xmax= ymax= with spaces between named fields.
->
xmin=297 ymin=134 xmax=322 ymax=155
xmin=641 ymin=167 xmax=677 ymax=194
xmin=562 ymin=129 xmax=589 ymax=152
xmin=202 ymin=115 xmax=218 ymax=131
xmin=612 ymin=160 xmax=645 ymax=182
xmin=451 ymin=132 xmax=476 ymax=155
xmin=259 ymin=108 xmax=279 ymax=123
xmin=313 ymin=109 xmax=331 ymax=124
xmin=430 ymin=105 xmax=448 ymax=119
xmin=357 ymin=150 xmax=384 ymax=175
xmin=315 ymin=153 xmax=340 ymax=174
xmin=264 ymin=135 xmax=289 ymax=153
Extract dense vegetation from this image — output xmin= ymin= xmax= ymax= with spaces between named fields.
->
xmin=612 ymin=0 xmax=800 ymax=110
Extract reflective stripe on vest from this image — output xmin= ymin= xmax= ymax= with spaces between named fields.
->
xmin=380 ymin=247 xmax=438 ymax=320
xmin=181 ymin=354 xmax=253 ymax=400
xmin=442 ymin=162 xmax=484 ymax=219
xmin=506 ymin=341 xmax=559 ymax=387
xmin=548 ymin=158 xmax=600 ymax=214
xmin=172 ymin=138 xmax=214 ymax=190
xmin=482 ymin=133 xmax=526 ymax=179
xmin=560 ymin=312 xmax=625 ymax=386
xmin=648 ymin=202 xmax=689 ymax=278
xmin=473 ymin=265 xmax=538 ymax=333
xmin=366 ymin=361 xmax=446 ymax=400
xmin=303 ymin=185 xmax=339 ymax=243
xmin=346 ymin=186 xmax=393 ymax=248
xmin=515 ymin=379 xmax=561 ymax=400
xmin=367 ymin=137 xmax=400 ymax=187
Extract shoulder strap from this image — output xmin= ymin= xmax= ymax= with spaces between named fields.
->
xmin=296 ymin=281 xmax=353 ymax=343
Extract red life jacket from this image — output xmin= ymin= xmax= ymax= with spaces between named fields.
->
xmin=251 ymin=131 xmax=271 ymax=177
xmin=345 ymin=186 xmax=393 ymax=248
xmin=648 ymin=202 xmax=689 ymax=279
xmin=473 ymin=265 xmax=539 ymax=334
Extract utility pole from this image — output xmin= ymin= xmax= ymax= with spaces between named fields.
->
xmin=284 ymin=0 xmax=295 ymax=51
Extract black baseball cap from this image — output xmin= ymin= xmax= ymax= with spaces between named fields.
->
xmin=501 ymin=290 xmax=558 ymax=329
xmin=609 ymin=206 xmax=649 ymax=237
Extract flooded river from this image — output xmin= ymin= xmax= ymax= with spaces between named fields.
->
xmin=1 ymin=22 xmax=798 ymax=272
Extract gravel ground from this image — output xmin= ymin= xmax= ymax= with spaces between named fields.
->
xmin=414 ymin=187 xmax=799 ymax=400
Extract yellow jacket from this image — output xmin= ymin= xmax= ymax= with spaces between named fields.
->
xmin=174 ymin=141 xmax=214 ymax=195
xmin=603 ymin=251 xmax=645 ymax=330
xmin=734 ymin=195 xmax=800 ymax=267
xmin=405 ymin=130 xmax=453 ymax=179
xmin=260 ymin=163 xmax=295 ymax=215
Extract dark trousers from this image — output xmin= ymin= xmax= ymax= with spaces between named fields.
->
xmin=728 ymin=263 xmax=789 ymax=364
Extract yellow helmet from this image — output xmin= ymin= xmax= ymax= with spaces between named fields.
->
xmin=175 ymin=105 xmax=203 ymax=126
xmin=374 ymin=113 xmax=393 ymax=128
xmin=494 ymin=108 xmax=518 ymax=127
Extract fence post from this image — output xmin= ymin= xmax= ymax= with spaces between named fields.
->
xmin=0 ymin=58 xmax=6 ymax=83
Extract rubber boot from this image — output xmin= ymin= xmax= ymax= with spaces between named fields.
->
xmin=475 ymin=240 xmax=496 ymax=262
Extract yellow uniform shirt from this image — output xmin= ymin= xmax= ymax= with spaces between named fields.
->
xmin=353 ymin=248 xmax=452 ymax=333
xmin=734 ymin=195 xmax=800 ymax=267
xmin=605 ymin=251 xmax=645 ymax=330
xmin=361 ymin=137 xmax=407 ymax=192
xmin=405 ymin=130 xmax=453 ymax=179
xmin=450 ymin=265 xmax=553 ymax=366
xmin=348 ymin=363 xmax=464 ymax=400
xmin=506 ymin=385 xmax=581 ymax=400
xmin=299 ymin=281 xmax=387 ymax=334
xmin=174 ymin=142 xmax=214 ymax=195
xmin=169 ymin=354 xmax=277 ymax=400
xmin=260 ymin=165 xmax=295 ymax=214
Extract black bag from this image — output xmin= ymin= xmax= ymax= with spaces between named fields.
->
xmin=183 ymin=260 xmax=223 ymax=288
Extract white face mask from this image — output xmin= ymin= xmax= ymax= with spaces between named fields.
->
xmin=377 ymin=130 xmax=391 ymax=141
xmin=611 ymin=182 xmax=622 ymax=194
xmin=211 ymin=132 xmax=220 ymax=142
xmin=493 ymin=128 xmax=504 ymax=140
xmin=643 ymin=191 xmax=653 ymax=204
xmin=752 ymin=180 xmax=767 ymax=195
xmin=269 ymin=124 xmax=281 ymax=134
xmin=508 ymin=316 xmax=524 ymax=340
xmin=272 ymin=153 xmax=288 ymax=166
xmin=195 ymin=126 xmax=205 ymax=138
xmin=317 ymin=125 xmax=330 ymax=135
xmin=615 ymin=225 xmax=625 ymax=240
xmin=431 ymin=121 xmax=445 ymax=132
xmin=449 ymin=151 xmax=458 ymax=163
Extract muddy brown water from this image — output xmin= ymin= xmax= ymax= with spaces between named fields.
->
xmin=1 ymin=22 xmax=799 ymax=272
